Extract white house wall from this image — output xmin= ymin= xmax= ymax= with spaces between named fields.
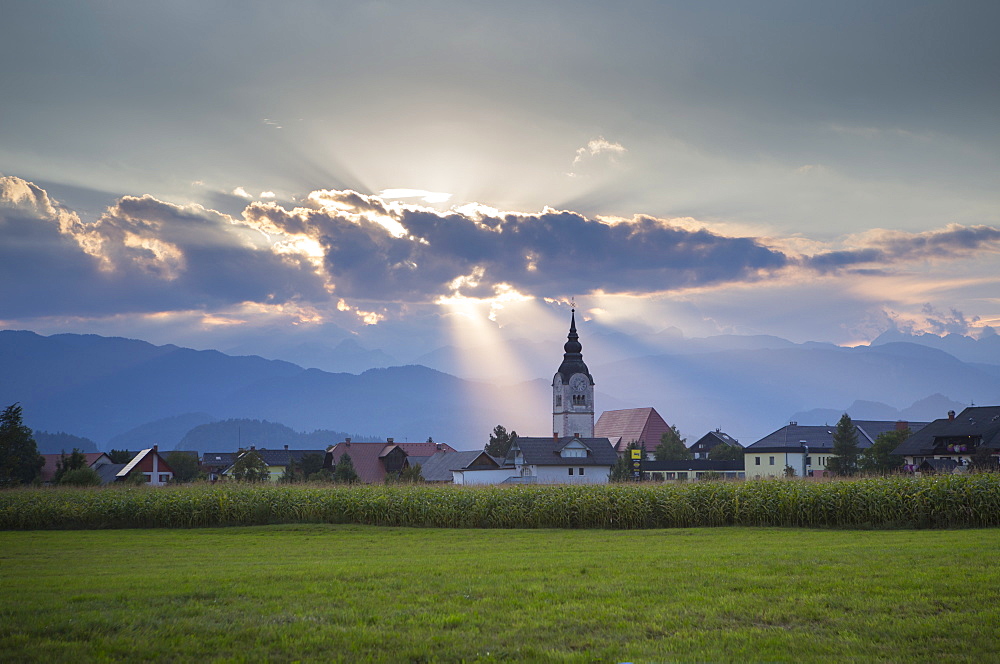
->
xmin=453 ymin=468 xmax=518 ymax=485
xmin=745 ymin=452 xmax=809 ymax=478
xmin=532 ymin=465 xmax=610 ymax=484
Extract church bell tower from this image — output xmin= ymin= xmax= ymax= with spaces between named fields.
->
xmin=552 ymin=309 xmax=595 ymax=438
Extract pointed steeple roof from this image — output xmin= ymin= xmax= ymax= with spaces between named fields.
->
xmin=555 ymin=309 xmax=593 ymax=384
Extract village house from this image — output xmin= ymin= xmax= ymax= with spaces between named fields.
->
xmin=688 ymin=429 xmax=742 ymax=460
xmin=892 ymin=406 xmax=1000 ymax=470
xmin=115 ymin=446 xmax=174 ymax=485
xmin=222 ymin=446 xmax=328 ymax=481
xmin=39 ymin=452 xmax=114 ymax=484
xmin=744 ymin=420 xmax=928 ymax=478
xmin=322 ymin=438 xmax=457 ymax=483
xmin=504 ymin=434 xmax=619 ymax=484
xmin=415 ymin=449 xmax=507 ymax=484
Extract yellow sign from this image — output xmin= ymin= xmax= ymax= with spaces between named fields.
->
xmin=630 ymin=449 xmax=642 ymax=460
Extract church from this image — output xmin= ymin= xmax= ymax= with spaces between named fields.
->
xmin=501 ymin=309 xmax=619 ymax=483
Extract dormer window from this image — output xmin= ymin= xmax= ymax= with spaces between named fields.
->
xmin=560 ymin=440 xmax=589 ymax=458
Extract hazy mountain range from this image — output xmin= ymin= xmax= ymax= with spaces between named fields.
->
xmin=3 ymin=328 xmax=997 ymax=453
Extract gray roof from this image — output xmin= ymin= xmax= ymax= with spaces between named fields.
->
xmin=854 ymin=420 xmax=929 ymax=444
xmin=203 ymin=452 xmax=235 ymax=467
xmin=893 ymin=406 xmax=1000 ymax=456
xmin=748 ymin=420 xmax=927 ymax=453
xmin=239 ymin=448 xmax=327 ymax=467
xmin=507 ymin=436 xmax=618 ymax=467
xmin=690 ymin=430 xmax=742 ymax=451
xmin=417 ymin=450 xmax=502 ymax=482
xmin=919 ymin=458 xmax=960 ymax=472
xmin=95 ymin=462 xmax=127 ymax=484
xmin=748 ymin=424 xmax=847 ymax=452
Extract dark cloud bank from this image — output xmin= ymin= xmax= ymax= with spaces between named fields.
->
xmin=2 ymin=176 xmax=998 ymax=320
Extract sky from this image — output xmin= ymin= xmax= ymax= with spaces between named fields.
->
xmin=2 ymin=1 xmax=999 ymax=371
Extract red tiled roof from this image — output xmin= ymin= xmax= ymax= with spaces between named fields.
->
xmin=394 ymin=441 xmax=457 ymax=456
xmin=327 ymin=443 xmax=391 ymax=483
xmin=40 ymin=453 xmax=110 ymax=483
xmin=595 ymin=408 xmax=672 ymax=453
xmin=326 ymin=441 xmax=459 ymax=483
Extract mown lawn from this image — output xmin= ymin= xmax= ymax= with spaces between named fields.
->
xmin=1 ymin=525 xmax=997 ymax=662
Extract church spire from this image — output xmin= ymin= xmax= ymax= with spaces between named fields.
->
xmin=556 ymin=308 xmax=592 ymax=384
xmin=552 ymin=307 xmax=596 ymax=438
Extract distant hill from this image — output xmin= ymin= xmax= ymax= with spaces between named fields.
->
xmin=107 ymin=412 xmax=219 ymax=452
xmin=871 ymin=329 xmax=1000 ymax=365
xmin=224 ymin=338 xmax=399 ymax=374
xmin=33 ymin=430 xmax=100 ymax=454
xmin=0 ymin=330 xmax=512 ymax=448
xmin=788 ymin=394 xmax=966 ymax=430
xmin=178 ymin=418 xmax=380 ymax=454
xmin=3 ymin=328 xmax=999 ymax=452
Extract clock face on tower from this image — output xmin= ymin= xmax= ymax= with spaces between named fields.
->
xmin=570 ymin=374 xmax=588 ymax=393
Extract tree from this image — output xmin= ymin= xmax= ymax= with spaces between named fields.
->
xmin=389 ymin=463 xmax=424 ymax=483
xmin=279 ymin=463 xmax=302 ymax=483
xmin=485 ymin=425 xmax=518 ymax=459
xmin=59 ymin=466 xmax=102 ymax=486
xmin=166 ymin=451 xmax=202 ymax=483
xmin=232 ymin=450 xmax=270 ymax=482
xmin=826 ymin=414 xmax=860 ymax=476
xmin=297 ymin=453 xmax=325 ymax=478
xmin=108 ymin=449 xmax=134 ymax=464
xmin=708 ymin=444 xmax=743 ymax=461
xmin=0 ymin=403 xmax=44 ymax=487
xmin=611 ymin=441 xmax=644 ymax=482
xmin=306 ymin=468 xmax=335 ymax=482
xmin=858 ymin=429 xmax=909 ymax=475
xmin=655 ymin=426 xmax=690 ymax=461
xmin=54 ymin=448 xmax=88 ymax=484
xmin=333 ymin=453 xmax=359 ymax=484
xmin=609 ymin=456 xmax=632 ymax=482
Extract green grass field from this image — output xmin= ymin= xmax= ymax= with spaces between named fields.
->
xmin=2 ymin=525 xmax=998 ymax=662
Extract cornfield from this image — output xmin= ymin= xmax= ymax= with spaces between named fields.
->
xmin=2 ymin=475 xmax=1000 ymax=530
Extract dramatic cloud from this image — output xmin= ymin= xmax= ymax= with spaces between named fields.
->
xmin=0 ymin=177 xmax=326 ymax=318
xmin=803 ymin=225 xmax=1000 ymax=273
xmin=245 ymin=192 xmax=791 ymax=302
xmin=3 ymin=177 xmax=998 ymax=341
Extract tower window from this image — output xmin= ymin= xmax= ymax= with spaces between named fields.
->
xmin=573 ymin=395 xmax=586 ymax=406
xmin=555 ymin=395 xmax=561 ymax=407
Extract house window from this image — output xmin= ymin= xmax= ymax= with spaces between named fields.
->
xmin=159 ymin=474 xmax=170 ymax=483
xmin=769 ymin=456 xmax=775 ymax=465
xmin=805 ymin=456 xmax=812 ymax=466
xmin=568 ymin=468 xmax=574 ymax=475
xmin=579 ymin=468 xmax=585 ymax=476
xmin=754 ymin=457 xmax=760 ymax=466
